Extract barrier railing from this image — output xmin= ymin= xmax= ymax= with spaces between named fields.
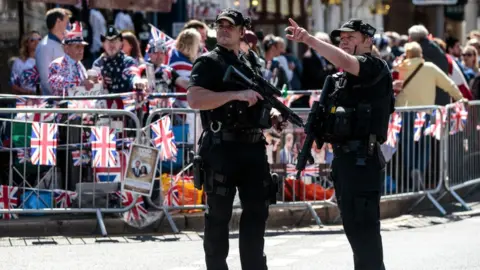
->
xmin=0 ymin=107 xmax=142 ymax=236
xmin=0 ymin=95 xmax=478 ymax=235
xmin=439 ymin=101 xmax=480 ymax=210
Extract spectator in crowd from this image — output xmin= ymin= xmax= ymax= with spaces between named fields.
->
xmin=35 ymin=8 xmax=72 ymax=95
xmin=121 ymin=31 xmax=144 ymax=65
xmin=446 ymin=37 xmax=462 ymax=61
xmin=10 ymin=31 xmax=41 ymax=94
xmin=385 ymin=31 xmax=404 ymax=58
xmin=48 ymin=22 xmax=91 ymax=96
xmin=466 ymin=38 xmax=480 ymax=64
xmin=239 ymin=30 xmax=266 ymax=71
xmin=114 ymin=10 xmax=135 ymax=32
xmin=182 ymin=20 xmax=209 ymax=52
xmin=168 ymin=28 xmax=201 ymax=144
xmin=132 ymin=11 xmax=151 ymax=53
xmin=461 ymin=45 xmax=479 ymax=83
xmin=408 ymin=24 xmax=450 ymax=105
xmin=301 ymin=32 xmax=336 ymax=90
xmin=89 ymin=8 xmax=107 ymax=61
xmin=273 ymin=36 xmax=293 ymax=87
xmin=432 ymin=38 xmax=473 ymax=100
xmin=92 ymin=26 xmax=144 ymax=95
xmin=285 ymin=47 xmax=302 ymax=90
xmin=262 ymin=34 xmax=289 ymax=89
xmin=393 ymin=41 xmax=463 ymax=107
xmin=373 ymin=33 xmax=395 ymax=68
xmin=240 ymin=30 xmax=260 ymax=55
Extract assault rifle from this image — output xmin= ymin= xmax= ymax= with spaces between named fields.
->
xmin=223 ymin=65 xmax=305 ymax=128
xmin=295 ymin=75 xmax=335 ymax=180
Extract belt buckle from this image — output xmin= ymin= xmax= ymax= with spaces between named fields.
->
xmin=210 ymin=121 xmax=222 ymax=133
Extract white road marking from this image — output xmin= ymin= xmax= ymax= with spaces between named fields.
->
xmin=168 ymin=267 xmax=200 ymax=270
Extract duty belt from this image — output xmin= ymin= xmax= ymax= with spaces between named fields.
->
xmin=211 ymin=129 xmax=264 ymax=144
xmin=333 ymin=140 xmax=364 ymax=154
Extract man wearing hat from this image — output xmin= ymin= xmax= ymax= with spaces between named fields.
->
xmin=139 ymin=38 xmax=188 ymax=93
xmin=286 ymin=19 xmax=393 ymax=270
xmin=48 ymin=22 xmax=92 ymax=96
xmin=92 ymin=25 xmax=145 ymax=94
xmin=187 ymin=8 xmax=286 ymax=270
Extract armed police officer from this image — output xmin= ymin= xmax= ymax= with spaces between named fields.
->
xmin=286 ymin=19 xmax=393 ymax=270
xmin=187 ymin=8 xmax=285 ymax=270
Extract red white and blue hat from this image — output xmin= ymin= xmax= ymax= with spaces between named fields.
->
xmin=63 ymin=22 xmax=88 ymax=45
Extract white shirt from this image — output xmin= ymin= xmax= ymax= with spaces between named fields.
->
xmin=114 ymin=12 xmax=134 ymax=32
xmin=35 ymin=34 xmax=64 ymax=95
xmin=89 ymin=9 xmax=106 ymax=54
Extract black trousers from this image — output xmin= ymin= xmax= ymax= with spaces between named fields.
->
xmin=331 ymin=146 xmax=386 ymax=270
xmin=202 ymin=140 xmax=270 ymax=270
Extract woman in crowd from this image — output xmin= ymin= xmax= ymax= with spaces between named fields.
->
xmin=10 ymin=31 xmax=42 ymax=94
xmin=121 ymin=31 xmax=144 ymax=65
xmin=461 ymin=45 xmax=479 ymax=84
xmin=168 ymin=28 xmax=202 ymax=144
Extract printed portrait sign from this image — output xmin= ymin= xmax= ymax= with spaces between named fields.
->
xmin=145 ymin=63 xmax=156 ymax=93
xmin=122 ymin=144 xmax=160 ymax=196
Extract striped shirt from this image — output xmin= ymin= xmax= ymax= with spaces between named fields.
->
xmin=168 ymin=49 xmax=193 ymax=101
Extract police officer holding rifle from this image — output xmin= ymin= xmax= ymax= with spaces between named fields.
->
xmin=187 ymin=8 xmax=301 ymax=270
xmin=287 ymin=18 xmax=394 ymax=270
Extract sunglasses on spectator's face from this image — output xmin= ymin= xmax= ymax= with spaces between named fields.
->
xmin=29 ymin=38 xmax=41 ymax=42
xmin=462 ymin=53 xmax=474 ymax=57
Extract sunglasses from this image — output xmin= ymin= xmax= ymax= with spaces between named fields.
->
xmin=462 ymin=53 xmax=474 ymax=57
xmin=29 ymin=38 xmax=41 ymax=42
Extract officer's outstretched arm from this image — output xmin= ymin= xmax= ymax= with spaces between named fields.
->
xmin=187 ymin=86 xmax=240 ymax=110
xmin=285 ymin=18 xmax=360 ymax=76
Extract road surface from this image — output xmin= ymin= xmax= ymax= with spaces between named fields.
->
xmin=1 ymin=216 xmax=479 ymax=270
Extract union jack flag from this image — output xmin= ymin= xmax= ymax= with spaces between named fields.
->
xmin=30 ymin=123 xmax=58 ymax=166
xmin=385 ymin=112 xmax=402 ymax=148
xmin=120 ymin=92 xmax=137 ymax=112
xmin=449 ymin=102 xmax=468 ymax=135
xmin=118 ymin=191 xmax=148 ymax=222
xmin=90 ymin=126 xmax=118 ymax=168
xmin=151 ymin=115 xmax=177 ymax=161
xmin=413 ymin=112 xmax=426 ymax=142
xmin=72 ymin=150 xmax=90 ymax=166
xmin=278 ymin=94 xmax=303 ymax=108
xmin=0 ymin=185 xmax=19 ymax=220
xmin=164 ymin=183 xmax=181 ymax=206
xmin=53 ymin=189 xmax=77 ymax=208
xmin=145 ymin=24 xmax=176 ymax=61
xmin=94 ymin=150 xmax=127 ymax=182
xmin=286 ymin=164 xmax=319 ymax=177
xmin=424 ymin=109 xmax=442 ymax=140
xmin=17 ymin=149 xmax=29 ymax=163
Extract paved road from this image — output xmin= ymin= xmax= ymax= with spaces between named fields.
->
xmin=1 ymin=216 xmax=479 ymax=270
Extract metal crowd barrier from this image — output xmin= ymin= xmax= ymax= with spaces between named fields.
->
xmin=0 ymin=107 xmax=142 ymax=236
xmin=438 ymin=101 xmax=480 ymax=210
xmin=0 ymin=94 xmax=479 ymax=235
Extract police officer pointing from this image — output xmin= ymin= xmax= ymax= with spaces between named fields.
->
xmin=286 ymin=19 xmax=393 ymax=270
xmin=187 ymin=8 xmax=285 ymax=270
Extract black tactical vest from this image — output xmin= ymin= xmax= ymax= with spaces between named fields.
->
xmin=325 ymin=59 xmax=394 ymax=143
xmin=198 ymin=46 xmax=272 ymax=131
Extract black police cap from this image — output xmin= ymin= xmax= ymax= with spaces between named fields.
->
xmin=215 ymin=8 xmax=251 ymax=28
xmin=330 ymin=19 xmax=376 ymax=39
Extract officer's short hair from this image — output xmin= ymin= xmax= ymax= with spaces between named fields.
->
xmin=408 ymin=25 xmax=429 ymax=42
xmin=46 ymin=8 xmax=71 ymax=30
xmin=405 ymin=42 xmax=423 ymax=58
